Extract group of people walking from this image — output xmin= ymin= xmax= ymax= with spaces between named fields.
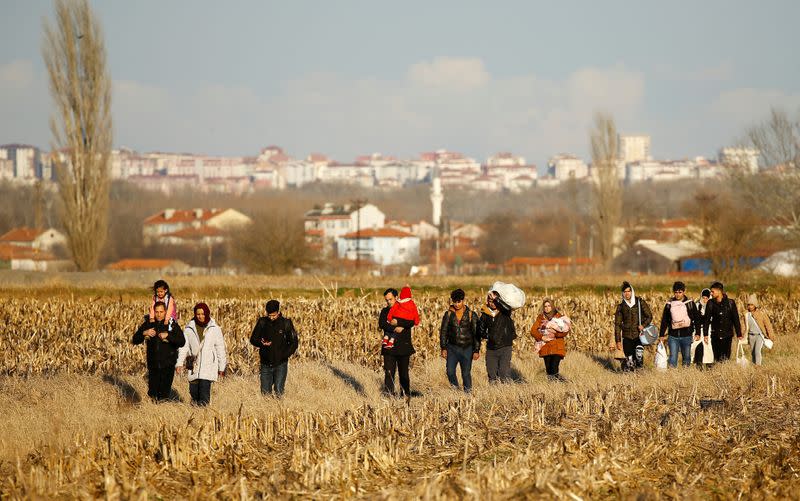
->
xmin=131 ymin=278 xmax=774 ymax=406
xmin=613 ymin=280 xmax=774 ymax=370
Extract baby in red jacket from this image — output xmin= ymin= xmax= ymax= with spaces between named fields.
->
xmin=384 ymin=286 xmax=420 ymax=349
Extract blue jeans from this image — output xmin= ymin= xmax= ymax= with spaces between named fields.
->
xmin=446 ymin=343 xmax=474 ymax=392
xmin=668 ymin=335 xmax=693 ymax=368
xmin=260 ymin=362 xmax=288 ymax=396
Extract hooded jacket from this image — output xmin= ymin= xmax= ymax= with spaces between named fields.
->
xmin=177 ymin=318 xmax=227 ymax=382
xmin=614 ymin=285 xmax=653 ymax=342
xmin=249 ymin=315 xmax=299 ymax=367
xmin=132 ymin=318 xmax=186 ymax=369
xmin=478 ymin=305 xmax=516 ymax=350
xmin=439 ymin=305 xmax=480 ymax=352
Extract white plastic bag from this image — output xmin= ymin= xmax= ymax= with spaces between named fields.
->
xmin=736 ymin=340 xmax=750 ymax=368
xmin=489 ymin=281 xmax=526 ymax=310
xmin=654 ymin=341 xmax=668 ymax=370
xmin=702 ymin=338 xmax=714 ymax=364
xmin=762 ymin=335 xmax=774 ymax=350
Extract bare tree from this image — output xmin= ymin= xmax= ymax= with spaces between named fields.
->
xmin=747 ymin=107 xmax=800 ymax=171
xmin=590 ymin=112 xmax=622 ymax=267
xmin=42 ymin=0 xmax=112 ymax=271
xmin=230 ymin=211 xmax=314 ymax=274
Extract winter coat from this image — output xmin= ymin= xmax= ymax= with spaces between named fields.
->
xmin=743 ymin=309 xmax=773 ymax=339
xmin=478 ymin=306 xmax=516 ymax=350
xmin=614 ymin=298 xmax=653 ymax=342
xmin=439 ymin=306 xmax=480 ymax=352
xmin=704 ymin=295 xmax=742 ymax=339
xmin=530 ymin=312 xmax=566 ymax=358
xmin=659 ymin=297 xmax=702 ymax=338
xmin=378 ymin=306 xmax=416 ymax=357
xmin=132 ymin=319 xmax=185 ymax=369
xmin=177 ymin=318 xmax=227 ymax=382
xmin=249 ymin=315 xmax=299 ymax=367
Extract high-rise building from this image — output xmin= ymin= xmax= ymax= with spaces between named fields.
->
xmin=619 ymin=135 xmax=651 ymax=163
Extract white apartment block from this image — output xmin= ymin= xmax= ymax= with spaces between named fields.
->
xmin=549 ymin=155 xmax=589 ymax=180
xmin=719 ymin=147 xmax=760 ymax=174
xmin=619 ymin=135 xmax=651 ymax=163
xmin=625 ymin=160 xmax=698 ymax=183
xmin=336 ymin=228 xmax=420 ymax=266
xmin=304 ymin=203 xmax=386 ymax=241
xmin=486 ymin=152 xmax=526 ymax=167
xmin=0 ymin=144 xmax=39 ymax=180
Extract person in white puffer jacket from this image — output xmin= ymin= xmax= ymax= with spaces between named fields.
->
xmin=176 ymin=302 xmax=227 ymax=406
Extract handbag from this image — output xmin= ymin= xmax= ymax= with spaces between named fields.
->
xmin=637 ymin=300 xmax=659 ymax=345
xmin=736 ymin=340 xmax=750 ymax=368
xmin=762 ymin=335 xmax=774 ymax=350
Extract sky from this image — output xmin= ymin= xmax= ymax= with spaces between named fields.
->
xmin=1 ymin=0 xmax=799 ymax=166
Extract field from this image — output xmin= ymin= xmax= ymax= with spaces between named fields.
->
xmin=1 ymin=273 xmax=799 ymax=499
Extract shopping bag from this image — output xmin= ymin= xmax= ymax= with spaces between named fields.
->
xmin=654 ymin=341 xmax=668 ymax=370
xmin=736 ymin=340 xmax=750 ymax=368
xmin=702 ymin=338 xmax=714 ymax=364
xmin=690 ymin=337 xmax=702 ymax=363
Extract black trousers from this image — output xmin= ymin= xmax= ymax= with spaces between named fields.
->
xmin=543 ymin=355 xmax=562 ymax=376
xmin=147 ymin=367 xmax=175 ymax=401
xmin=711 ymin=336 xmax=733 ymax=362
xmin=189 ymin=379 xmax=213 ymax=406
xmin=383 ymin=354 xmax=411 ymax=396
xmin=622 ymin=337 xmax=644 ymax=369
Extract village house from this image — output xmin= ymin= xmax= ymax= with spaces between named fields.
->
xmin=336 ymin=228 xmax=420 ymax=266
xmin=142 ymin=208 xmax=252 ymax=245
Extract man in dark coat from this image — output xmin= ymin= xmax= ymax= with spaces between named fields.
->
xmin=439 ymin=288 xmax=480 ymax=392
xmin=378 ymin=288 xmax=417 ymax=397
xmin=614 ymin=281 xmax=653 ymax=371
xmin=132 ymin=301 xmax=186 ymax=402
xmin=250 ymin=300 xmax=299 ymax=397
xmin=658 ymin=281 xmax=702 ymax=368
xmin=478 ymin=291 xmax=516 ymax=383
xmin=703 ymin=281 xmax=742 ymax=362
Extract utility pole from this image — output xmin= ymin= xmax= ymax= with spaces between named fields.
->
xmin=351 ymin=198 xmax=367 ymax=272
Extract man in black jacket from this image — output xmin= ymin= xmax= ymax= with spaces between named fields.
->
xmin=703 ymin=282 xmax=742 ymax=362
xmin=439 ymin=288 xmax=480 ymax=392
xmin=250 ymin=300 xmax=299 ymax=397
xmin=378 ymin=288 xmax=417 ymax=397
xmin=478 ymin=291 xmax=516 ymax=383
xmin=132 ymin=301 xmax=186 ymax=402
xmin=658 ymin=281 xmax=702 ymax=368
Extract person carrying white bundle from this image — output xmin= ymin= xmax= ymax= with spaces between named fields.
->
xmin=743 ymin=294 xmax=774 ymax=366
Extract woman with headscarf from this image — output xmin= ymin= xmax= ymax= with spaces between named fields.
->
xmin=530 ymin=298 xmax=569 ymax=381
xmin=177 ymin=302 xmax=227 ymax=406
xmin=743 ymin=294 xmax=774 ymax=366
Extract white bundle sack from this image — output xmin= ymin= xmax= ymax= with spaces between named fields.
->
xmin=489 ymin=281 xmax=526 ymax=310
xmin=654 ymin=341 xmax=668 ymax=370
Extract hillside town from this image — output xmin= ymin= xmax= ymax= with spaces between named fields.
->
xmin=0 ymin=136 xmax=764 ymax=194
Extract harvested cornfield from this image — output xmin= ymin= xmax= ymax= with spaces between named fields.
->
xmin=0 ymin=284 xmax=798 ymax=499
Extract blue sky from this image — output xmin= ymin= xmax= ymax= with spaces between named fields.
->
xmin=1 ymin=0 xmax=799 ymax=165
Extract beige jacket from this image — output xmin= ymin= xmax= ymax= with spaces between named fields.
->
xmin=743 ymin=309 xmax=774 ymax=339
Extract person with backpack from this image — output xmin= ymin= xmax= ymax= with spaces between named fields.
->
xmin=658 ymin=281 xmax=701 ymax=368
xmin=614 ymin=281 xmax=653 ymax=371
xmin=703 ymin=282 xmax=742 ymax=363
xmin=176 ymin=302 xmax=227 ymax=406
xmin=439 ymin=288 xmax=480 ymax=392
xmin=478 ymin=291 xmax=517 ymax=383
xmin=249 ymin=300 xmax=299 ymax=397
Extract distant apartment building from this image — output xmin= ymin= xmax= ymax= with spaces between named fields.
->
xmin=549 ymin=155 xmax=589 ymax=181
xmin=486 ymin=152 xmax=526 ymax=167
xmin=336 ymin=228 xmax=420 ymax=266
xmin=718 ymin=147 xmax=760 ymax=174
xmin=0 ymin=158 xmax=13 ymax=180
xmin=619 ymin=135 xmax=651 ymax=163
xmin=625 ymin=159 xmax=698 ymax=184
xmin=304 ymin=203 xmax=385 ymax=241
xmin=0 ymin=144 xmax=40 ymax=181
xmin=143 ymin=208 xmax=252 ymax=245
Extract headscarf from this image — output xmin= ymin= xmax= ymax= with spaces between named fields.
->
xmin=621 ymin=281 xmax=636 ymax=308
xmin=542 ymin=298 xmax=558 ymax=321
xmin=193 ymin=302 xmax=211 ymax=327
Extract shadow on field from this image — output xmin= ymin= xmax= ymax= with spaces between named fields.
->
xmin=508 ymin=365 xmax=528 ymax=383
xmin=101 ymin=374 xmax=141 ymax=404
xmin=326 ymin=363 xmax=366 ymax=397
xmin=590 ymin=354 xmax=620 ymax=373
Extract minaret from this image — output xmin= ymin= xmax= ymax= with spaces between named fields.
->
xmin=430 ymin=171 xmax=443 ymax=227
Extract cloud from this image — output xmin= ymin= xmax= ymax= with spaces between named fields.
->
xmin=407 ymin=57 xmax=490 ymax=91
xmin=0 ymin=60 xmax=34 ymax=89
xmin=709 ymin=87 xmax=800 ymax=126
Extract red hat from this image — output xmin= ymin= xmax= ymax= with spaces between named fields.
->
xmin=399 ymin=286 xmax=412 ymax=301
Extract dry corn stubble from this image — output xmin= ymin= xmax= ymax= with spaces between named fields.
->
xmin=0 ymin=288 xmax=798 ymax=498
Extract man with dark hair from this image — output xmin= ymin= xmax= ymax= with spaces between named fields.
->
xmin=378 ymin=288 xmax=416 ymax=397
xmin=614 ymin=281 xmax=652 ymax=371
xmin=132 ymin=301 xmax=185 ymax=402
xmin=250 ymin=300 xmax=299 ymax=397
xmin=703 ymin=282 xmax=742 ymax=362
xmin=439 ymin=288 xmax=480 ymax=392
xmin=658 ymin=281 xmax=701 ymax=367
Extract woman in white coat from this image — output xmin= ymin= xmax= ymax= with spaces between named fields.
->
xmin=177 ymin=302 xmax=227 ymax=406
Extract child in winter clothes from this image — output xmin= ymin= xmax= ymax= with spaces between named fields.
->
xmin=149 ymin=279 xmax=179 ymax=323
xmin=384 ymin=286 xmax=420 ymax=349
